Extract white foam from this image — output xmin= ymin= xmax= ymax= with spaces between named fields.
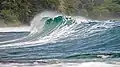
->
xmin=0 ymin=26 xmax=30 ymax=32
xmin=97 ymin=55 xmax=110 ymax=59
xmin=0 ymin=62 xmax=119 ymax=67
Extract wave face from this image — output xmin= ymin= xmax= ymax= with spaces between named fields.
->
xmin=0 ymin=12 xmax=120 ymax=66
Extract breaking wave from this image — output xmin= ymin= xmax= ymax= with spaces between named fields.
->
xmin=0 ymin=12 xmax=120 ymax=66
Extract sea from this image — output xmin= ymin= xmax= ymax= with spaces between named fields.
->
xmin=0 ymin=12 xmax=120 ymax=67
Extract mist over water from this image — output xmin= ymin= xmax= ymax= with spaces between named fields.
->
xmin=0 ymin=12 xmax=120 ymax=67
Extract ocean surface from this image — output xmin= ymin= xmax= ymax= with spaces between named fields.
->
xmin=0 ymin=12 xmax=120 ymax=67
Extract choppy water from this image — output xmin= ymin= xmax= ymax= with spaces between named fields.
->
xmin=0 ymin=12 xmax=120 ymax=67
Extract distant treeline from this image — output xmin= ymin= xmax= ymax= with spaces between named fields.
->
xmin=0 ymin=0 xmax=120 ymax=25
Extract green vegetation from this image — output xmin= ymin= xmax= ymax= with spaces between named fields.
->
xmin=0 ymin=0 xmax=120 ymax=26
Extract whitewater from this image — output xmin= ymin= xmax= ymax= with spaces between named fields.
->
xmin=0 ymin=11 xmax=120 ymax=67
